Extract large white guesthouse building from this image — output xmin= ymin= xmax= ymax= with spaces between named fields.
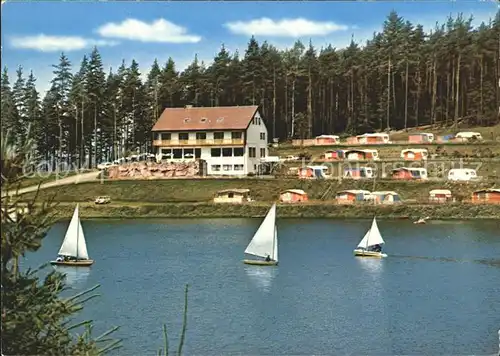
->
xmin=152 ymin=105 xmax=269 ymax=176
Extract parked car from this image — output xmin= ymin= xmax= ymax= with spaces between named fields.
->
xmin=95 ymin=196 xmax=111 ymax=204
xmin=97 ymin=162 xmax=116 ymax=170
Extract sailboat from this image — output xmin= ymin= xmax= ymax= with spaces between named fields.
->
xmin=50 ymin=204 xmax=94 ymax=266
xmin=243 ymin=203 xmax=278 ymax=266
xmin=353 ymin=217 xmax=388 ymax=258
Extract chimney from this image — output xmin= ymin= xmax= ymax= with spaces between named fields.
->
xmin=185 ymin=105 xmax=193 ymax=109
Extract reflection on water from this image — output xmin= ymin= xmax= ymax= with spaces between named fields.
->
xmin=53 ymin=266 xmax=91 ymax=288
xmin=392 ymin=254 xmax=500 ymax=268
xmin=355 ymin=257 xmax=385 ymax=277
xmin=244 ymin=266 xmax=278 ymax=292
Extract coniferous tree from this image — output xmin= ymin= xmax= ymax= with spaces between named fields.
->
xmin=12 ymin=66 xmax=26 ymax=146
xmin=49 ymin=53 xmax=73 ymax=167
xmin=1 ymin=67 xmax=19 ymax=146
xmin=85 ymin=47 xmax=106 ymax=166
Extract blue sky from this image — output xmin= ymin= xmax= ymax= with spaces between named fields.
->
xmin=1 ymin=1 xmax=497 ymax=94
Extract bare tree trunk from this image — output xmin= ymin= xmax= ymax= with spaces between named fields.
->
xmin=291 ymin=77 xmax=296 ymax=138
xmin=335 ymin=90 xmax=339 ymax=132
xmin=272 ymin=66 xmax=276 ymax=139
xmin=329 ymin=79 xmax=334 ymax=132
xmin=347 ymin=75 xmax=351 ymax=132
xmin=404 ymin=60 xmax=409 ymax=130
xmin=454 ymin=54 xmax=461 ymax=127
xmin=350 ymin=71 xmax=354 ymax=131
xmin=364 ymin=73 xmax=369 ymax=128
xmin=307 ymin=67 xmax=313 ymax=138
xmin=415 ymin=66 xmax=421 ymax=127
xmin=80 ymin=98 xmax=84 ymax=169
xmin=480 ymin=55 xmax=484 ymax=124
xmin=75 ymin=107 xmax=78 ymax=167
xmin=431 ymin=59 xmax=437 ymax=125
xmin=284 ymin=75 xmax=289 ymax=137
xmin=386 ymin=57 xmax=391 ymax=130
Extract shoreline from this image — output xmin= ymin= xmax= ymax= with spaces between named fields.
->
xmin=49 ymin=202 xmax=500 ymax=221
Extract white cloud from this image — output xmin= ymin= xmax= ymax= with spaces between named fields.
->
xmin=96 ymin=18 xmax=201 ymax=43
xmin=9 ymin=34 xmax=119 ymax=52
xmin=224 ymin=17 xmax=349 ymax=37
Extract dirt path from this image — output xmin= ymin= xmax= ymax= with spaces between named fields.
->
xmin=3 ymin=171 xmax=102 ymax=197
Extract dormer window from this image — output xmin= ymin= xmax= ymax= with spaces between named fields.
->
xmin=184 ymin=118 xmax=191 ymax=123
xmin=200 ymin=117 xmax=207 ymax=123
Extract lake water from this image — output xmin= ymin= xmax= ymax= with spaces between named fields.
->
xmin=23 ymin=218 xmax=500 ymax=355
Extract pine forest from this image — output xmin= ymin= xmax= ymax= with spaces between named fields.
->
xmin=1 ymin=11 xmax=499 ymax=168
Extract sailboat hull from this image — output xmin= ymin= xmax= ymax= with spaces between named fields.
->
xmin=353 ymin=249 xmax=387 ymax=258
xmin=50 ymin=260 xmax=94 ymax=266
xmin=243 ymin=259 xmax=278 ymax=266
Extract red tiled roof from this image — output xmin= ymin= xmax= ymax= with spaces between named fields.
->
xmin=152 ymin=105 xmax=259 ymax=131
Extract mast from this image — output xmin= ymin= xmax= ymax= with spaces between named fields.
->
xmin=365 ymin=221 xmax=371 ymax=250
xmin=75 ymin=205 xmax=79 ymax=259
xmin=273 ymin=227 xmax=276 ymax=258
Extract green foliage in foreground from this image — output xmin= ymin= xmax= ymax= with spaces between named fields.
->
xmin=1 ymin=129 xmax=121 ymax=355
xmin=158 ymin=284 xmax=189 ymax=356
xmin=2 ymin=128 xmax=191 ymax=355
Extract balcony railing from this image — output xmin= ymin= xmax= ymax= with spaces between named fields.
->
xmin=153 ymin=138 xmax=244 ymax=146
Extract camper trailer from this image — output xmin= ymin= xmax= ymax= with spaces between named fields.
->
xmin=455 ymin=132 xmax=483 ymax=142
xmin=408 ymin=133 xmax=434 ymax=144
xmin=343 ymin=166 xmax=376 ymax=179
xmin=322 ymin=150 xmax=345 ymax=161
xmin=429 ymin=189 xmax=453 ymax=203
xmin=298 ymin=165 xmax=330 ymax=179
xmin=391 ymin=167 xmax=428 ymax=180
xmin=315 ymin=135 xmax=340 ymax=145
xmin=401 ymin=149 xmax=429 ymax=161
xmin=335 ymin=190 xmax=371 ymax=204
xmin=447 ymin=168 xmax=479 ymax=181
xmin=344 ymin=149 xmax=379 ymax=161
xmin=356 ymin=133 xmax=391 ymax=144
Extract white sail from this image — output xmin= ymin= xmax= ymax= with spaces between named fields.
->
xmin=272 ymin=226 xmax=278 ymax=262
xmin=244 ymin=204 xmax=276 ymax=259
xmin=58 ymin=205 xmax=90 ymax=260
xmin=357 ymin=217 xmax=385 ymax=249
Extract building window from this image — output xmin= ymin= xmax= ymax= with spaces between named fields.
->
xmin=173 ymin=149 xmax=182 ymax=159
xmin=249 ymin=147 xmax=256 ymax=158
xmin=211 ymin=148 xmax=221 ymax=157
xmin=234 ymin=147 xmax=244 ymax=157
xmin=222 ymin=148 xmax=232 ymax=157
xmin=260 ymin=132 xmax=266 ymax=140
xmin=232 ymin=132 xmax=242 ymax=139
xmin=179 ymin=132 xmax=188 ymax=140
xmin=260 ymin=148 xmax=266 ymax=157
xmin=195 ymin=148 xmax=201 ymax=158
xmin=183 ymin=148 xmax=194 ymax=159
xmin=160 ymin=133 xmax=171 ymax=141
xmin=214 ymin=132 xmax=224 ymax=140
xmin=212 ymin=165 xmax=221 ymax=171
xmin=161 ymin=148 xmax=172 ymax=159
xmin=234 ymin=164 xmax=244 ymax=171
xmin=196 ymin=132 xmax=206 ymax=140
xmin=223 ymin=165 xmax=231 ymax=171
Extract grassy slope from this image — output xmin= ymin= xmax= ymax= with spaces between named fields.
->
xmin=15 ymin=170 xmax=92 ymax=189
xmin=272 ymin=123 xmax=500 ymax=156
xmin=50 ymin=201 xmax=500 ymax=220
xmin=270 ymin=124 xmax=500 ymax=179
xmin=21 ymin=178 xmax=498 ymax=203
